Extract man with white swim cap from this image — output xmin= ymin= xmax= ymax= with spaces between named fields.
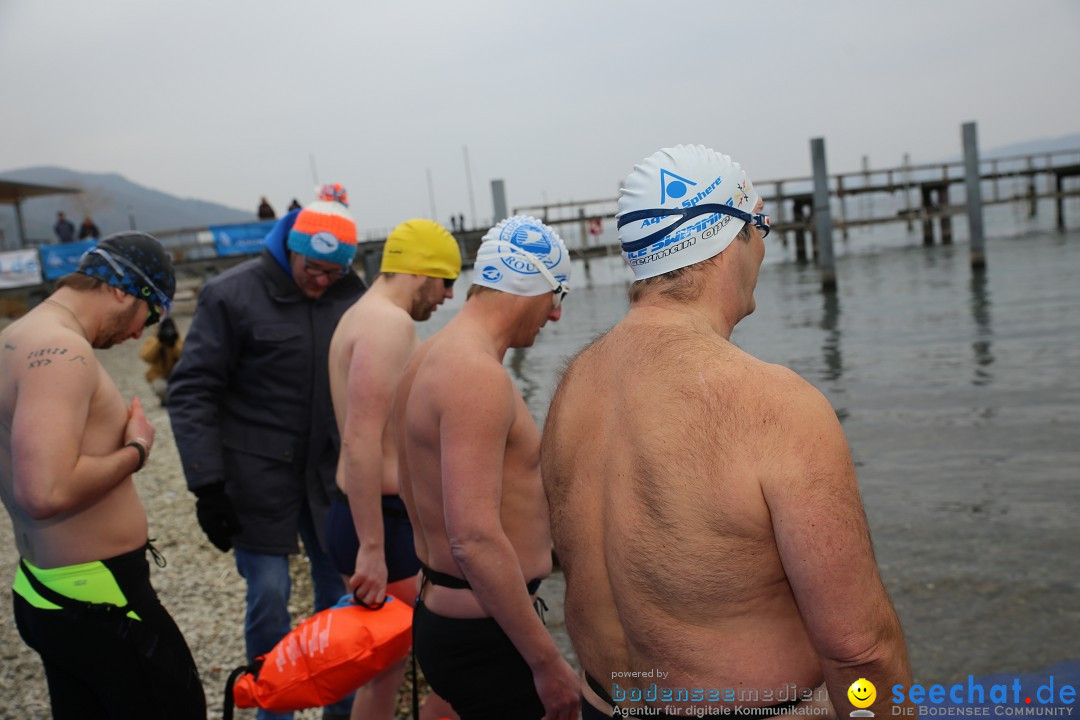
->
xmin=543 ymin=145 xmax=914 ymax=719
xmin=393 ymin=215 xmax=579 ymax=719
xmin=327 ymin=218 xmax=459 ymax=720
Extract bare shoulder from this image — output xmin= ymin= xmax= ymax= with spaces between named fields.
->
xmin=4 ymin=319 xmax=98 ymax=381
xmin=342 ymin=294 xmax=414 ymax=343
xmin=421 ymin=334 xmax=515 ymax=412
xmin=333 ymin=295 xmax=416 ymax=369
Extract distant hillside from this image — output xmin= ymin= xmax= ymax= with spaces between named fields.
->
xmin=948 ymin=132 xmax=1080 ymax=161
xmin=0 ymin=167 xmax=252 ymax=246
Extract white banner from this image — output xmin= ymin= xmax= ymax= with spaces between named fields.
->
xmin=0 ymin=248 xmax=43 ymax=289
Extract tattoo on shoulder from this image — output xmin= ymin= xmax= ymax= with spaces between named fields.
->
xmin=68 ymin=356 xmax=88 ymax=365
xmin=26 ymin=347 xmax=71 ymax=370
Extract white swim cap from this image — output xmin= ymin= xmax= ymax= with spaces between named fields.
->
xmin=473 ymin=215 xmax=571 ymax=297
xmin=617 ymin=145 xmax=766 ymax=281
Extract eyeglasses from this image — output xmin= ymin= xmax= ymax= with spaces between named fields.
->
xmin=83 ymin=247 xmax=172 ymax=324
xmin=301 ymin=257 xmax=349 ymax=280
xmin=485 ymin=241 xmax=569 ymax=309
xmin=617 ymin=203 xmax=771 ymax=253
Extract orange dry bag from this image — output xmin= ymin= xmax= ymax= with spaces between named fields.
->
xmin=223 ymin=594 xmax=413 ymax=719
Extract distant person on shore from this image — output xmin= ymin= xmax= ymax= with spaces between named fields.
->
xmin=457 ymin=213 xmax=465 ymax=232
xmin=327 ymin=218 xmax=461 ymax=720
xmin=258 ymin=196 xmax=276 ymax=221
xmin=288 ymin=198 xmax=302 ymax=212
xmin=138 ymin=316 xmax=183 ymax=406
xmin=542 ymin=145 xmax=914 ymax=719
xmin=168 ymin=185 xmax=364 ymax=720
xmin=53 ymin=212 xmax=75 ymax=244
xmin=393 ymin=215 xmax=578 ymax=719
xmin=0 ymin=232 xmax=205 ymax=718
xmin=78 ymin=215 xmax=101 ymax=240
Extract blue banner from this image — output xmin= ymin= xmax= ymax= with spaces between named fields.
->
xmin=209 ymin=220 xmax=276 ymax=257
xmin=39 ymin=239 xmax=98 ymax=281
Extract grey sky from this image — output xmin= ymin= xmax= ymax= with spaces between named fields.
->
xmin=2 ymin=0 xmax=1078 ymax=235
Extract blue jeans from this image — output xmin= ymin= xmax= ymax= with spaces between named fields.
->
xmin=233 ymin=509 xmax=353 ymax=720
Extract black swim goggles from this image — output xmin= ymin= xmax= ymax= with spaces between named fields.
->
xmin=485 ymin=241 xmax=569 ymax=308
xmin=83 ymin=246 xmax=172 ymax=326
xmin=617 ymin=203 xmax=771 ymax=253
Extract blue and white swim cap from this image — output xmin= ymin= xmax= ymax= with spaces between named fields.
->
xmin=617 ymin=145 xmax=761 ymax=281
xmin=472 ymin=215 xmax=571 ymax=296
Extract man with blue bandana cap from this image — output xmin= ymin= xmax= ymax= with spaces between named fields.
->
xmin=543 ymin=145 xmax=914 ymax=720
xmin=393 ymin=215 xmax=579 ymax=720
xmin=0 ymin=232 xmax=206 ymax=718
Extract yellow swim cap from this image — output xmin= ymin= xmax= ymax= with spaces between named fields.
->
xmin=380 ymin=219 xmax=462 ymax=279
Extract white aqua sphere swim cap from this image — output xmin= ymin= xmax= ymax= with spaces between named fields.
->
xmin=472 ymin=215 xmax=571 ymax=296
xmin=617 ymin=144 xmax=765 ymax=281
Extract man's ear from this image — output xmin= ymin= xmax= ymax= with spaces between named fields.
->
xmin=111 ymin=286 xmax=134 ymax=307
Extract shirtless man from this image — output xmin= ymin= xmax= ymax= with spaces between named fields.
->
xmin=327 ymin=218 xmax=460 ymax=720
xmin=542 ymin=146 xmax=914 ymax=719
xmin=0 ymin=233 xmax=205 ymax=719
xmin=393 ymin=215 xmax=580 ymax=720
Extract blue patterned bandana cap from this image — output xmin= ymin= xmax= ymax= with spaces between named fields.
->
xmin=76 ymin=232 xmax=175 ymax=312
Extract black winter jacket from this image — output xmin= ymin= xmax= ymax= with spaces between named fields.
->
xmin=168 ymin=235 xmax=364 ymax=554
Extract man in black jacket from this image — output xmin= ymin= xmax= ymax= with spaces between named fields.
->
xmin=168 ymin=184 xmax=364 ymax=720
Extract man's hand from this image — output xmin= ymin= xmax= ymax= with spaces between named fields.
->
xmin=349 ymin=543 xmax=388 ymax=607
xmin=125 ymin=397 xmax=155 ymax=454
xmin=193 ymin=483 xmax=241 ymax=552
xmin=533 ymin=654 xmax=581 ymax=720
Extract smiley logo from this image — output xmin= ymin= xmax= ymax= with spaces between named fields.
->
xmin=847 ymin=678 xmax=876 ymax=709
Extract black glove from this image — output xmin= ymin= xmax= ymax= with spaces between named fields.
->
xmin=193 ymin=482 xmax=241 ymax=552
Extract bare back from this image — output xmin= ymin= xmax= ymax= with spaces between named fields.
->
xmin=329 ymin=292 xmax=418 ymax=496
xmin=0 ymin=310 xmax=147 ymax=568
xmin=543 ymin=314 xmax=824 ymax=697
xmin=394 ymin=321 xmax=553 ymax=618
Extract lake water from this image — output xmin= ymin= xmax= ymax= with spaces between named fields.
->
xmin=423 ymin=212 xmax=1080 ymax=683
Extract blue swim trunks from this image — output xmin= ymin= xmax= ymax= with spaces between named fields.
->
xmin=326 ymin=494 xmax=421 ymax=583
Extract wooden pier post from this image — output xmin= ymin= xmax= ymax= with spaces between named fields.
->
xmin=774 ymin=181 xmax=788 ymax=249
xmin=1027 ymin=157 xmax=1038 ymax=218
xmin=903 ymin=153 xmax=914 ymax=232
xmin=1056 ymin=172 xmax=1066 ymax=232
xmin=920 ymin=185 xmax=936 ymax=245
xmin=962 ymin=121 xmax=987 ymax=269
xmin=810 ymin=138 xmax=837 ymax=290
xmin=793 ymin=196 xmax=812 ymax=263
xmin=940 ymin=165 xmax=953 ymax=245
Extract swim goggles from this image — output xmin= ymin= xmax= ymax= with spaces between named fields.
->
xmin=485 ymin=241 xmax=569 ymax=309
xmin=617 ymin=203 xmax=771 ymax=253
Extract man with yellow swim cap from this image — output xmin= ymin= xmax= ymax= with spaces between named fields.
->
xmin=544 ymin=145 xmax=915 ymax=719
xmin=327 ymin=218 xmax=460 ymax=720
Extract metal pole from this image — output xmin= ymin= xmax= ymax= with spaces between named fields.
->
xmin=13 ymin=198 xmax=27 ymax=249
xmin=463 ymin=145 xmax=477 ymax=229
xmin=962 ymin=122 xmax=986 ymax=269
xmin=491 ymin=179 xmax=508 ymax=224
xmin=810 ymin=138 xmax=837 ymax=290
